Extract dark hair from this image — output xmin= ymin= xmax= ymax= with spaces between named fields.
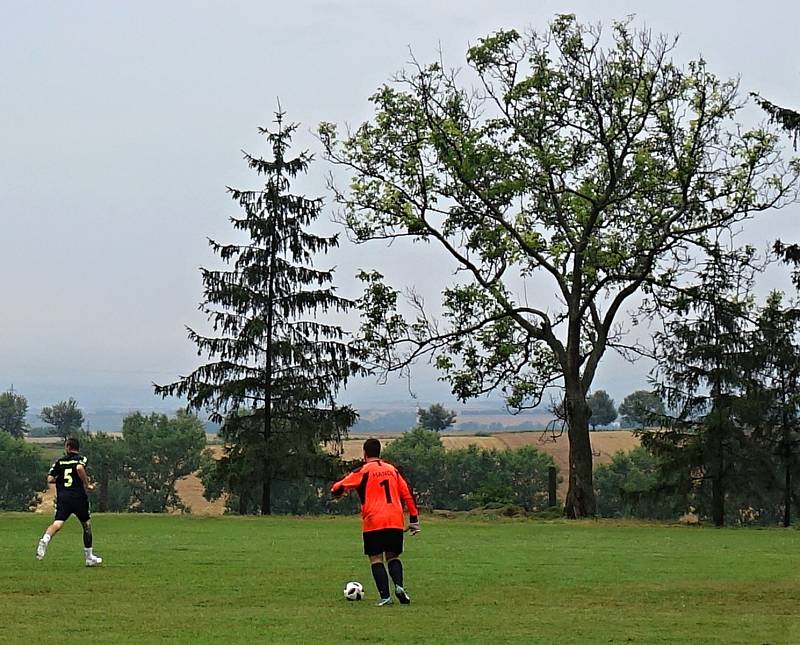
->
xmin=65 ymin=437 xmax=80 ymax=452
xmin=363 ymin=438 xmax=381 ymax=458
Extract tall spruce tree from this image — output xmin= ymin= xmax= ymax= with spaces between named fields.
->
xmin=752 ymin=291 xmax=800 ymax=526
xmin=752 ymin=94 xmax=800 ymax=281
xmin=643 ymin=244 xmax=759 ymax=526
xmin=156 ymin=111 xmax=361 ymax=514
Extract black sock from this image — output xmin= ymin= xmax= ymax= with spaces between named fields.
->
xmin=82 ymin=523 xmax=92 ymax=549
xmin=387 ymin=558 xmax=403 ymax=587
xmin=371 ymin=562 xmax=390 ymax=599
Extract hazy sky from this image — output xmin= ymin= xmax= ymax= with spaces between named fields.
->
xmin=2 ymin=1 xmax=799 ymax=412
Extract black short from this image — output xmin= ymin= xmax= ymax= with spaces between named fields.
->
xmin=54 ymin=494 xmax=91 ymax=523
xmin=363 ymin=528 xmax=404 ymax=557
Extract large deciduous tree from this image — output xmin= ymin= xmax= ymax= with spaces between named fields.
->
xmin=320 ymin=15 xmax=798 ymax=516
xmin=0 ymin=432 xmax=48 ymax=510
xmin=587 ymin=390 xmax=617 ymax=430
xmin=123 ymin=411 xmax=206 ymax=513
xmin=156 ymin=111 xmax=361 ymax=514
xmin=618 ymin=390 xmax=665 ymax=429
xmin=417 ymin=403 xmax=457 ymax=432
xmin=79 ymin=431 xmax=132 ymax=513
xmin=40 ymin=398 xmax=84 ymax=441
xmin=0 ymin=389 xmax=28 ymax=438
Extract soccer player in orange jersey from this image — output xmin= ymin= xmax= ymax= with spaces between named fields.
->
xmin=331 ymin=438 xmax=420 ymax=606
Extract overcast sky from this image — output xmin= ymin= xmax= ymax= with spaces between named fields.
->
xmin=2 ymin=1 xmax=799 ymax=412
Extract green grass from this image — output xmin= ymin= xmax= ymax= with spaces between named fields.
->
xmin=35 ymin=443 xmax=65 ymax=461
xmin=1 ymin=514 xmax=798 ymax=644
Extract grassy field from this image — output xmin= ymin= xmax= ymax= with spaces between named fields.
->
xmin=1 ymin=514 xmax=798 ymax=644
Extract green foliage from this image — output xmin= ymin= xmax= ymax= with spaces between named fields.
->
xmin=752 ymin=93 xmax=800 ymax=147
xmin=644 ymin=246 xmax=764 ymax=526
xmin=622 ymin=273 xmax=800 ymax=526
xmin=382 ymin=427 xmax=447 ymax=509
xmin=271 ymin=477 xmax=359 ymax=516
xmin=618 ymin=390 xmax=665 ymax=429
xmin=322 ymin=14 xmax=799 ymax=518
xmin=201 ymin=421 xmax=355 ymax=516
xmin=587 ymin=390 xmax=617 ymax=429
xmin=0 ymin=433 xmax=48 ymax=510
xmin=0 ymin=389 xmax=28 ymax=438
xmin=122 ymin=411 xmax=206 ymax=513
xmin=79 ymin=432 xmax=132 ymax=513
xmin=417 ymin=403 xmax=457 ymax=432
xmin=157 ymin=110 xmax=361 ymax=514
xmin=40 ymin=398 xmax=84 ymax=440
xmin=382 ymin=427 xmax=555 ymax=511
xmin=445 ymin=445 xmax=555 ymax=511
xmin=594 ymin=447 xmax=686 ymax=519
xmin=747 ymin=290 xmax=800 ymax=526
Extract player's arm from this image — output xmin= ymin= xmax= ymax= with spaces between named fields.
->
xmin=47 ymin=462 xmax=56 ymax=485
xmin=76 ymin=463 xmax=96 ymax=492
xmin=397 ymin=473 xmax=420 ymax=533
xmin=330 ymin=468 xmax=365 ymax=497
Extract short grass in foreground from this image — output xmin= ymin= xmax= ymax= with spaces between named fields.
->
xmin=1 ymin=514 xmax=798 ymax=644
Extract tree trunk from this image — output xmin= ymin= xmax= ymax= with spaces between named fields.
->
xmin=238 ymin=490 xmax=249 ymax=515
xmin=261 ymin=473 xmax=271 ymax=515
xmin=260 ymin=190 xmax=277 ymax=517
xmin=98 ymin=464 xmax=110 ymax=513
xmin=548 ymin=466 xmax=557 ymax=508
xmin=784 ymin=462 xmax=791 ymax=528
xmin=711 ymin=471 xmax=724 ymax=526
xmin=710 ymin=421 xmax=725 ymax=527
xmin=563 ymin=382 xmax=596 ymax=518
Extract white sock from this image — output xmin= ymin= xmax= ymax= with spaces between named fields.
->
xmin=84 ymin=547 xmax=93 ymax=558
xmin=41 ymin=534 xmax=51 ymax=544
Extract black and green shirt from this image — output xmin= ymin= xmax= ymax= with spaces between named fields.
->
xmin=49 ymin=453 xmax=88 ymax=497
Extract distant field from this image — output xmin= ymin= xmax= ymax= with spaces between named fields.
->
xmin=340 ymin=430 xmax=640 ymax=500
xmin=2 ymin=514 xmax=798 ymax=644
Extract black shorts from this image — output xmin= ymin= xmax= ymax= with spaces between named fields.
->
xmin=363 ymin=528 xmax=404 ymax=557
xmin=54 ymin=493 xmax=91 ymax=523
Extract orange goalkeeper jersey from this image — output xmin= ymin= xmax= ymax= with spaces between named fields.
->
xmin=331 ymin=459 xmax=419 ymax=532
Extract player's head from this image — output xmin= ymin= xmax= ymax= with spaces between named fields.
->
xmin=65 ymin=437 xmax=80 ymax=453
xmin=363 ymin=438 xmax=381 ymax=458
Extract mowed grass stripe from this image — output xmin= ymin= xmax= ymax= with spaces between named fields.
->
xmin=1 ymin=514 xmax=798 ymax=644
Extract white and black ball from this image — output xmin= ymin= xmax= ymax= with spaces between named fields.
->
xmin=343 ymin=581 xmax=364 ymax=601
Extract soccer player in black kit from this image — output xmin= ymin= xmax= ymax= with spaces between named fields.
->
xmin=36 ymin=437 xmax=103 ymax=566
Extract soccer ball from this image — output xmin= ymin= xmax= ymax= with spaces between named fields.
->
xmin=343 ymin=581 xmax=364 ymax=601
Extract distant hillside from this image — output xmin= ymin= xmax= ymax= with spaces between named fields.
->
xmin=351 ymin=408 xmax=555 ymax=433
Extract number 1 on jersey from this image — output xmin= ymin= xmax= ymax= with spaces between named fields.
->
xmin=379 ymin=479 xmax=393 ymax=504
